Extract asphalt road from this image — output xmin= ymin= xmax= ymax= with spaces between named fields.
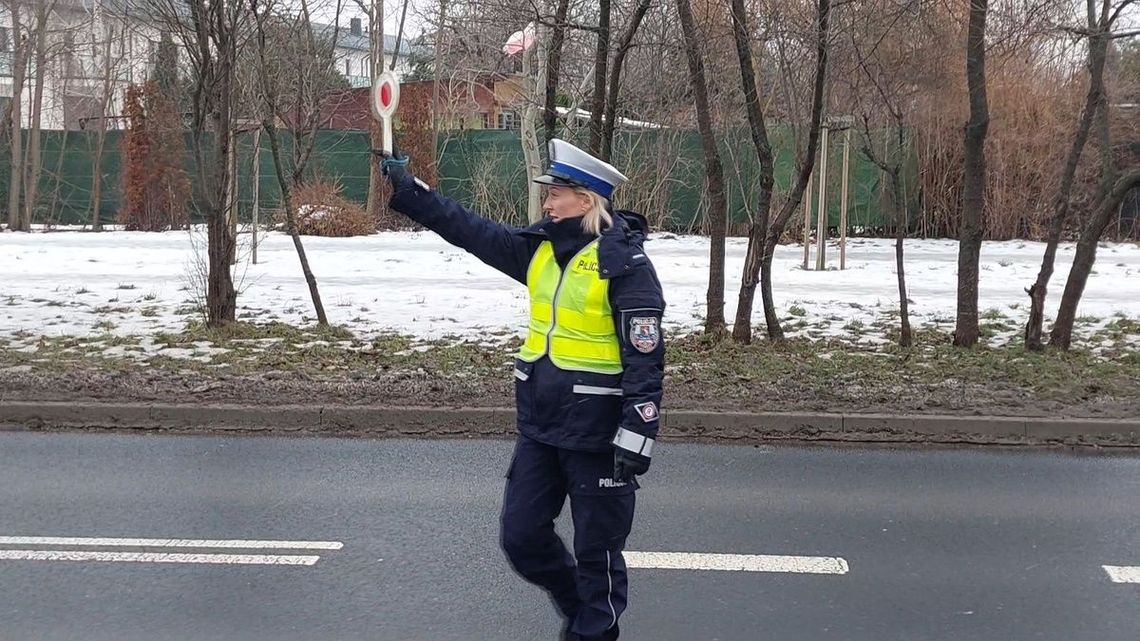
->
xmin=0 ymin=430 xmax=1136 ymax=641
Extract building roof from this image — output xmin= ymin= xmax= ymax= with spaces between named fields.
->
xmin=313 ymin=22 xmax=417 ymax=57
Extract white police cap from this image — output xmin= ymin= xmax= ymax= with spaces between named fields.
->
xmin=533 ymin=139 xmax=628 ymax=199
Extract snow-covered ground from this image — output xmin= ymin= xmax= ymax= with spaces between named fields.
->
xmin=1 ymin=228 xmax=1138 ymax=347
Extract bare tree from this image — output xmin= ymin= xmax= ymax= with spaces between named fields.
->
xmin=1050 ymin=169 xmax=1140 ymax=348
xmin=1048 ymin=0 xmax=1140 ymax=349
xmin=6 ymin=0 xmax=29 ymax=230
xmin=1022 ymin=0 xmax=1126 ymax=350
xmin=600 ymin=0 xmax=652 ymax=162
xmin=363 ymin=0 xmax=384 ymax=221
xmin=586 ymin=0 xmax=610 ymax=153
xmin=838 ymin=0 xmax=950 ymax=347
xmin=735 ymin=0 xmax=833 ymax=342
xmin=521 ymin=12 xmax=546 ymax=222
xmin=542 ymin=0 xmax=570 ymax=145
xmin=88 ymin=19 xmax=130 ymax=231
xmin=151 ymin=0 xmax=251 ymax=326
xmin=19 ymin=0 xmax=57 ymax=231
xmin=249 ymin=0 xmax=333 ymax=325
xmin=676 ymin=0 xmax=726 ymax=335
xmin=953 ymin=0 xmax=990 ymax=347
xmin=727 ymin=0 xmax=775 ymax=344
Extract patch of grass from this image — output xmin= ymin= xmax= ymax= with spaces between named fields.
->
xmin=662 ymin=331 xmax=1140 ymax=413
xmin=982 ymin=308 xmax=1006 ymax=321
xmin=117 ymin=283 xmax=137 ymax=290
xmin=173 ymin=320 xmax=357 ymax=346
xmin=788 ymin=305 xmax=807 ymax=317
xmin=94 ymin=305 xmax=131 ymax=314
xmin=843 ymin=319 xmax=866 ymax=333
xmin=140 ymin=307 xmax=160 ymax=318
xmin=143 ymin=293 xmax=158 ymax=301
xmin=998 ymin=259 xmax=1013 ymax=267
xmin=93 ymin=320 xmax=117 ymax=332
xmin=75 ymin=287 xmax=91 ymax=295
xmin=1098 ymin=317 xmax=1140 ymax=339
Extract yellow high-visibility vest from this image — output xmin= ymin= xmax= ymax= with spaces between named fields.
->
xmin=516 ymin=240 xmax=623 ymax=374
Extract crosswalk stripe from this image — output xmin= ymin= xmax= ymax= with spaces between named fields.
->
xmin=1103 ymin=565 xmax=1140 ymax=584
xmin=0 ymin=550 xmax=320 ymax=565
xmin=625 ymin=552 xmax=849 ymax=574
xmin=0 ymin=536 xmax=343 ymax=550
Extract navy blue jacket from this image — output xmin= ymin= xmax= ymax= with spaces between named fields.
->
xmin=389 ymin=173 xmax=665 ymax=453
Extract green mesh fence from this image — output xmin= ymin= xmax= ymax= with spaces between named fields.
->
xmin=0 ymin=127 xmax=917 ymax=230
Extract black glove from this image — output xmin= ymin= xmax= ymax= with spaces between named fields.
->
xmin=370 ymin=147 xmax=410 ymax=188
xmin=614 ymin=448 xmax=651 ymax=483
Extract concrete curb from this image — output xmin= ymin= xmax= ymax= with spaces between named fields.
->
xmin=1 ymin=401 xmax=1137 ymax=446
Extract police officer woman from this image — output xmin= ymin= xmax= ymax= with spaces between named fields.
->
xmin=379 ymin=139 xmax=665 ymax=641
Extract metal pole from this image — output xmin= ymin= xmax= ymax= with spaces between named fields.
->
xmin=251 ymin=127 xmax=261 ymax=265
xmin=803 ymin=173 xmax=813 ymax=270
xmin=815 ymin=126 xmax=829 ymax=271
xmin=840 ymin=127 xmax=851 ymax=270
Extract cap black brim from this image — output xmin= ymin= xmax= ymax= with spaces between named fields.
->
xmin=533 ymin=174 xmax=571 ymax=187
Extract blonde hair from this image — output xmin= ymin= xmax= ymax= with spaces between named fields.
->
xmin=576 ymin=188 xmax=613 ymax=236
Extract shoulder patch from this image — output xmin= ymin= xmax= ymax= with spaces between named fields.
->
xmin=629 ymin=316 xmax=660 ymax=353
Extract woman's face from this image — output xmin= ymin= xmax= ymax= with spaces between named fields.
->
xmin=542 ymin=186 xmax=590 ymax=222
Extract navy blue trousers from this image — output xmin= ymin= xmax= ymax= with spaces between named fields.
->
xmin=500 ymin=435 xmax=637 ymax=641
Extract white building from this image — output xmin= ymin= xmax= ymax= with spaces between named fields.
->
xmin=0 ymin=1 xmax=412 ymax=131
xmin=322 ymin=17 xmax=415 ymax=89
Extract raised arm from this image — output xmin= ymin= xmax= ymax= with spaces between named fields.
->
xmin=385 ymin=158 xmax=536 ymax=284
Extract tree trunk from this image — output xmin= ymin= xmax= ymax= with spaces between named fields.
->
xmin=1049 ymin=169 xmax=1140 ymax=349
xmin=252 ymin=0 xmax=328 ymax=325
xmin=954 ymin=0 xmax=989 ymax=347
xmin=759 ymin=0 xmax=833 ymax=341
xmin=7 ymin=6 xmax=26 ymax=231
xmin=266 ymin=121 xmax=328 ymax=326
xmin=90 ymin=73 xmax=113 ymax=230
xmin=366 ymin=0 xmax=386 ymax=222
xmin=676 ymin=0 xmax=727 ymax=335
xmin=600 ymin=0 xmax=651 ymax=163
xmin=1025 ymin=8 xmax=1107 ymax=351
xmin=205 ymin=2 xmax=237 ymax=327
xmin=521 ymin=24 xmax=544 ymax=223
xmin=587 ymin=0 xmax=610 ymax=155
xmin=20 ymin=3 xmax=48 ymax=231
xmin=728 ymin=0 xmax=775 ymax=344
xmin=890 ymin=168 xmax=912 ymax=347
xmin=542 ymin=0 xmax=570 ymax=146
xmin=431 ymin=0 xmax=447 ymax=163
xmin=89 ymin=18 xmax=117 ymax=231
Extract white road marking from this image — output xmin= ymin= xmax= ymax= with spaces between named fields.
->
xmin=0 ymin=536 xmax=343 ymax=550
xmin=625 ymin=552 xmax=849 ymax=575
xmin=1103 ymin=565 xmax=1140 ymax=584
xmin=0 ymin=550 xmax=320 ymax=565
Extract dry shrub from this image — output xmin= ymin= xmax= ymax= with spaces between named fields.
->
xmin=915 ymin=35 xmax=1088 ymax=240
xmin=281 ymin=180 xmax=375 ymax=237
